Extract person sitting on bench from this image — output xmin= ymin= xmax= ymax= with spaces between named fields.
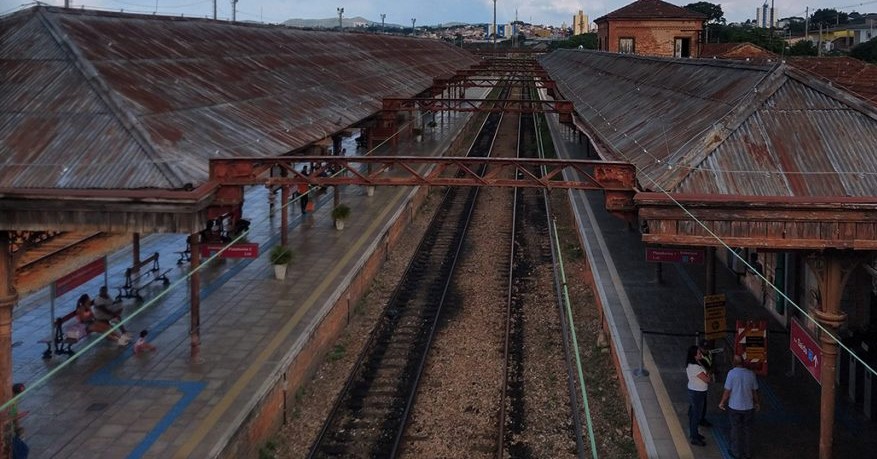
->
xmin=76 ymin=294 xmax=127 ymax=346
xmin=93 ymin=286 xmax=129 ymax=337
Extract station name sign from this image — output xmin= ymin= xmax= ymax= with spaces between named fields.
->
xmin=645 ymin=247 xmax=705 ymax=264
xmin=200 ymin=243 xmax=260 ymax=259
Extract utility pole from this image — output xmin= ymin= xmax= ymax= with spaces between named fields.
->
xmin=231 ymin=0 xmax=237 ymax=22
xmin=805 ymin=6 xmax=809 ymax=42
xmin=411 ymin=18 xmax=416 ymax=36
xmin=492 ymin=0 xmax=497 ymax=48
xmin=380 ymin=13 xmax=386 ymax=33
xmin=213 ymin=0 xmax=216 ymax=19
xmin=337 ymin=7 xmax=344 ymax=32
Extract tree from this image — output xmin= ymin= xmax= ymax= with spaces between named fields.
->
xmin=850 ymin=39 xmax=877 ymax=63
xmin=548 ymin=33 xmax=598 ymax=50
xmin=684 ymin=2 xmax=725 ymax=24
xmin=788 ymin=40 xmax=818 ymax=56
xmin=780 ymin=16 xmax=806 ymax=35
xmin=810 ymin=8 xmax=848 ymax=27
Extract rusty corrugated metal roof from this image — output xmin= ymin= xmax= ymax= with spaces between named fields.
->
xmin=0 ymin=6 xmax=477 ymax=191
xmin=541 ymin=50 xmax=877 ymax=198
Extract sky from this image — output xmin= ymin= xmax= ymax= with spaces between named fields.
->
xmin=2 ymin=0 xmax=875 ymax=28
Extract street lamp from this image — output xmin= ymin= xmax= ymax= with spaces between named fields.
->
xmin=411 ymin=18 xmax=416 ymax=36
xmin=380 ymin=13 xmax=386 ymax=34
xmin=337 ymin=7 xmax=344 ymax=32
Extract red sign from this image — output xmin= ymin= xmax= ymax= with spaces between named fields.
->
xmin=200 ymin=243 xmax=259 ymax=259
xmin=791 ymin=318 xmax=822 ymax=384
xmin=645 ymin=247 xmax=704 ymax=264
xmin=735 ymin=320 xmax=768 ymax=376
xmin=54 ymin=257 xmax=106 ymax=297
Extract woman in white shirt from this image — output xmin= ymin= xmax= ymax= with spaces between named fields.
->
xmin=686 ymin=345 xmax=712 ymax=446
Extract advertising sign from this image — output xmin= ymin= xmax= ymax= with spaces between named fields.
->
xmin=645 ymin=247 xmax=705 ymax=264
xmin=735 ymin=320 xmax=768 ymax=376
xmin=200 ymin=243 xmax=259 ymax=259
xmin=54 ymin=257 xmax=106 ymax=297
xmin=703 ymin=294 xmax=727 ymax=340
xmin=790 ymin=318 xmax=822 ymax=384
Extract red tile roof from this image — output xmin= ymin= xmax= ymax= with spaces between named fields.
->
xmin=595 ymin=0 xmax=707 ymax=22
xmin=701 ymin=43 xmax=775 ymax=59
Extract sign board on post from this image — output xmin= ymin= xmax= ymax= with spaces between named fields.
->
xmin=645 ymin=247 xmax=705 ymax=264
xmin=53 ymin=257 xmax=106 ymax=297
xmin=703 ymin=294 xmax=727 ymax=340
xmin=735 ymin=320 xmax=768 ymax=376
xmin=790 ymin=318 xmax=822 ymax=384
xmin=200 ymin=243 xmax=260 ymax=259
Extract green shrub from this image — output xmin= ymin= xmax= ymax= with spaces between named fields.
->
xmin=332 ymin=204 xmax=351 ymax=221
xmin=269 ymin=245 xmax=293 ymax=265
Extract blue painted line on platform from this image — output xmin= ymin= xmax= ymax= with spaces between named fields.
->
xmin=85 ymin=193 xmax=333 ymax=459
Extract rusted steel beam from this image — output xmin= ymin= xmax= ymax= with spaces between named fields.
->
xmin=208 ymin=156 xmax=637 ymax=213
xmin=637 ymin=192 xmax=877 ymax=249
xmin=381 ymin=98 xmax=572 ymax=115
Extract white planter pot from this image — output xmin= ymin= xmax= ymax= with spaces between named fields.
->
xmin=415 ymin=135 xmax=422 ymax=143
xmin=366 ymin=186 xmax=375 ymax=197
xmin=273 ymin=264 xmax=287 ymax=280
xmin=335 ymin=219 xmax=345 ymax=231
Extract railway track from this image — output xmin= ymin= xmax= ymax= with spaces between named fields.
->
xmin=497 ymin=84 xmax=585 ymax=458
xmin=308 ymin=98 xmax=507 ymax=458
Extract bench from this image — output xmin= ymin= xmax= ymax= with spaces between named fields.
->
xmin=38 ymin=310 xmax=85 ymax=359
xmin=115 ymin=252 xmax=171 ymax=301
xmin=176 ymin=247 xmax=191 ymax=265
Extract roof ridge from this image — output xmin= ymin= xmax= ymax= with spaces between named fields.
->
xmin=35 ymin=8 xmax=187 ymax=188
xmin=660 ymin=63 xmax=787 ymax=191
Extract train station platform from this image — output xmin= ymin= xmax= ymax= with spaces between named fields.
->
xmin=9 ymin=108 xmax=478 ymax=458
xmin=550 ymin=119 xmax=877 ymax=458
xmin=13 ymin=107 xmax=876 ymax=459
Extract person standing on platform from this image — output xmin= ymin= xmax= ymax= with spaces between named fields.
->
xmin=719 ymin=355 xmax=760 ymax=459
xmin=686 ymin=345 xmax=711 ymax=446
xmin=298 ymin=166 xmax=310 ymax=215
xmin=697 ymin=340 xmax=714 ymax=427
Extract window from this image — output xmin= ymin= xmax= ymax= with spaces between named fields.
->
xmin=619 ymin=37 xmax=635 ymax=54
xmin=674 ymin=38 xmax=691 ymax=58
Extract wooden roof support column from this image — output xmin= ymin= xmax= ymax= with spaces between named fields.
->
xmin=0 ymin=232 xmax=17 ymax=452
xmin=806 ymin=250 xmax=863 ymax=459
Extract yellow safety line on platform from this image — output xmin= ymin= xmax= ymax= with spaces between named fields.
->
xmin=175 ymin=187 xmax=408 ymax=458
xmin=645 ymin=344 xmax=695 ymax=459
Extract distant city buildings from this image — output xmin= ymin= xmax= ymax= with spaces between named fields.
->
xmin=573 ymin=10 xmax=590 ymax=35
xmin=755 ymin=2 xmax=776 ymax=28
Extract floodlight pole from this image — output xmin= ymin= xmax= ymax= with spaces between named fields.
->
xmin=493 ymin=0 xmax=497 ymax=47
xmin=381 ymin=13 xmax=386 ymax=33
xmin=411 ymin=18 xmax=416 ymax=36
xmin=337 ymin=7 xmax=344 ymax=32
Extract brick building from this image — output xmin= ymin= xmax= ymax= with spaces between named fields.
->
xmin=595 ymin=0 xmax=707 ymax=58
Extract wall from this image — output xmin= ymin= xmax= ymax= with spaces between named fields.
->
xmin=597 ymin=19 xmax=703 ymax=57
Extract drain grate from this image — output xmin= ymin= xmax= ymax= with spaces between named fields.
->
xmin=86 ymin=403 xmax=108 ymax=412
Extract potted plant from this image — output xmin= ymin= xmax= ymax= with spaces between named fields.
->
xmin=269 ymin=245 xmax=293 ymax=280
xmin=426 ymin=120 xmax=437 ymax=130
xmin=412 ymin=127 xmax=423 ymax=142
xmin=332 ymin=204 xmax=351 ymax=230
